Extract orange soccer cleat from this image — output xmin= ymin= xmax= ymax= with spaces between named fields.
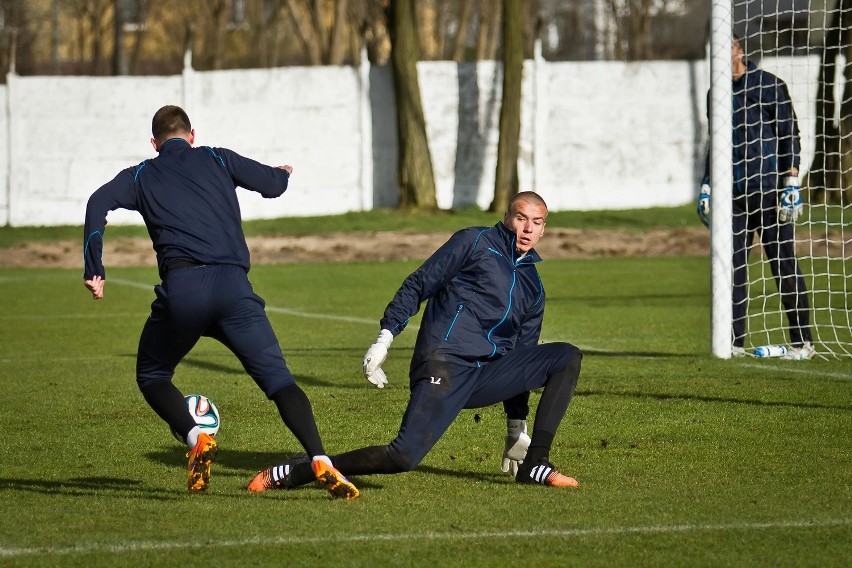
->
xmin=312 ymin=460 xmax=360 ymax=500
xmin=186 ymin=433 xmax=218 ymax=493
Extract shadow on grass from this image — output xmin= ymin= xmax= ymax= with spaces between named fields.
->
xmin=117 ymin=351 xmax=387 ymax=388
xmin=547 ymin=292 xmax=708 ymax=305
xmin=0 ymin=477 xmax=181 ymax=500
xmin=415 ymin=465 xmax=508 ymax=484
xmin=582 ymin=349 xmax=692 ymax=358
xmin=580 ymin=389 xmax=852 ymax=412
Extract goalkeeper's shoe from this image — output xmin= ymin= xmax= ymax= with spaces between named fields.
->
xmin=247 ymin=453 xmax=310 ymax=492
xmin=186 ymin=433 xmax=218 ymax=493
xmin=516 ymin=459 xmax=579 ymax=488
xmin=312 ymin=459 xmax=360 ymax=500
xmin=783 ymin=342 xmax=815 ymax=360
xmin=731 ymin=346 xmax=747 ymax=358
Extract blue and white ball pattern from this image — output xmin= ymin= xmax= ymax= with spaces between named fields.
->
xmin=172 ymin=394 xmax=220 ymax=442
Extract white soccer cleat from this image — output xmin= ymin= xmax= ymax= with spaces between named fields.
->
xmin=782 ymin=342 xmax=815 ymax=360
xmin=731 ymin=346 xmax=747 ymax=358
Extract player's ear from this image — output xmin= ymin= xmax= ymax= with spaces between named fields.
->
xmin=188 ymin=129 xmax=195 ymax=145
xmin=150 ymin=138 xmax=159 ymax=152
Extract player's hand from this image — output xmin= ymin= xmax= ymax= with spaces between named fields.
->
xmin=501 ymin=419 xmax=530 ymax=476
xmin=777 ymin=177 xmax=803 ymax=223
xmin=363 ymin=329 xmax=393 ymax=388
xmin=697 ymin=184 xmax=711 ymax=228
xmin=278 ymin=165 xmax=293 ymax=174
xmin=84 ymin=275 xmax=105 ymax=300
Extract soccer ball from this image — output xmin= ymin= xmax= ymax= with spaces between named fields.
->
xmin=171 ymin=394 xmax=220 ymax=442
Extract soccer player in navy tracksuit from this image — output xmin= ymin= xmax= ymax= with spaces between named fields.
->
xmin=83 ymin=105 xmax=358 ymax=498
xmin=697 ymin=34 xmax=813 ymax=359
xmin=249 ymin=191 xmax=583 ymax=493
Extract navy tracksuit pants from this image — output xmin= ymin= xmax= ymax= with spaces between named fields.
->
xmin=731 ymin=192 xmax=812 ymax=347
xmin=136 ymin=264 xmax=295 ymax=397
xmin=387 ymin=342 xmax=581 ymax=470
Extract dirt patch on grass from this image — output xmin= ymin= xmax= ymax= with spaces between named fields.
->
xmin=0 ymin=227 xmax=713 ymax=269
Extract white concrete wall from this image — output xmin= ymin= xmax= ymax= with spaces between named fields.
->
xmin=0 ymin=55 xmax=819 ymax=227
xmin=0 ymin=80 xmax=8 ymax=224
xmin=535 ymin=60 xmax=710 ymax=211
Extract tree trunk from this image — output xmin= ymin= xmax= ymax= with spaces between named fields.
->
xmin=112 ymin=0 xmax=128 ymax=75
xmin=490 ymin=0 xmax=521 ymax=213
xmin=451 ymin=0 xmax=474 ymax=61
xmin=416 ymin=0 xmax=440 ymax=59
xmin=390 ymin=0 xmax=438 ymax=210
xmin=806 ymin=2 xmax=851 ymax=205
xmin=327 ymin=0 xmax=348 ymax=65
xmin=476 ymin=0 xmax=499 ymax=60
xmin=286 ymin=0 xmax=322 ymax=64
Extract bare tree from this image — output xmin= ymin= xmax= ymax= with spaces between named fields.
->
xmin=416 ymin=0 xmax=440 ymax=59
xmin=283 ymin=0 xmax=355 ymax=65
xmin=806 ymin=2 xmax=852 ymax=205
xmin=490 ymin=0 xmax=521 ymax=213
xmin=450 ymin=0 xmax=474 ymax=61
xmin=64 ymin=0 xmax=113 ymax=74
xmin=351 ymin=0 xmax=392 ymax=65
xmin=389 ymin=0 xmax=437 ymax=210
xmin=199 ymin=0 xmax=229 ymax=70
xmin=475 ymin=0 xmax=500 ymax=60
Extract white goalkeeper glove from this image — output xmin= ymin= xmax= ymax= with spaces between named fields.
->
xmin=363 ymin=329 xmax=393 ymax=388
xmin=777 ymin=176 xmax=803 ymax=223
xmin=697 ymin=184 xmax=711 ymax=228
xmin=500 ymin=419 xmax=531 ymax=476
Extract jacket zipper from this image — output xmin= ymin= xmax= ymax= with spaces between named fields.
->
xmin=444 ymin=303 xmax=464 ymax=341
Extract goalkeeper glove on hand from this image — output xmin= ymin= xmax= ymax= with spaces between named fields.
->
xmin=501 ymin=419 xmax=530 ymax=476
xmin=777 ymin=177 xmax=803 ymax=223
xmin=363 ymin=329 xmax=393 ymax=388
xmin=697 ymin=184 xmax=711 ymax=228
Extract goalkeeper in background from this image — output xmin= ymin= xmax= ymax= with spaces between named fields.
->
xmin=249 ymin=191 xmax=583 ymax=494
xmin=697 ymin=34 xmax=814 ymax=360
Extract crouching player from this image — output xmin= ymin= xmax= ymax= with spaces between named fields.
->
xmin=249 ymin=191 xmax=582 ymax=493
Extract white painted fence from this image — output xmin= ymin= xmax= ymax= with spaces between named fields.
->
xmin=0 ymin=51 xmax=813 ymax=227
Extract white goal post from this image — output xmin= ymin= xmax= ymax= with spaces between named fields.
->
xmin=709 ymin=0 xmax=852 ymax=359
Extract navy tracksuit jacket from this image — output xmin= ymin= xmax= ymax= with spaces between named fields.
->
xmin=83 ymin=138 xmax=298 ymax=396
xmin=380 ymin=221 xmax=546 ymax=372
xmin=84 ymin=138 xmax=289 ymax=280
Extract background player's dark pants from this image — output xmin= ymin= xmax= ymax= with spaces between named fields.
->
xmin=135 ymin=264 xmax=324 ymax=455
xmin=732 ymin=193 xmax=812 ymax=348
xmin=289 ymin=342 xmax=582 ymax=486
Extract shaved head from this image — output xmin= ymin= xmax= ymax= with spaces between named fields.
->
xmin=507 ymin=191 xmax=548 ymax=218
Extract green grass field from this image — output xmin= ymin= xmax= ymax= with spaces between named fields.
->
xmin=1 ymin=252 xmax=850 ymax=566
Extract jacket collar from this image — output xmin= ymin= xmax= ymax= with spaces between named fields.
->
xmin=734 ymin=60 xmax=758 ymax=88
xmin=159 ymin=138 xmax=191 ymax=153
xmin=494 ymin=221 xmax=543 ymax=264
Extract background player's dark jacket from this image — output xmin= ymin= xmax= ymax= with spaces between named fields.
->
xmin=703 ymin=60 xmax=800 ymax=195
xmin=380 ymin=222 xmax=545 ymax=370
xmin=83 ymin=138 xmax=289 ymax=280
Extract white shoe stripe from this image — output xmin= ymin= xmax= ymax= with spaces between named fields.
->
xmin=531 ymin=465 xmax=553 ymax=484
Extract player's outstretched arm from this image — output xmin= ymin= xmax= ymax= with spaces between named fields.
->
xmin=84 ymin=275 xmax=105 ymax=300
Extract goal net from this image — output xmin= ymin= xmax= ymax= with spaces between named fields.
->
xmin=710 ymin=0 xmax=851 ymax=359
